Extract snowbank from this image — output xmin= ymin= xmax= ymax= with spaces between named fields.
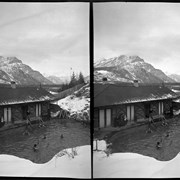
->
xmin=0 ymin=145 xmax=91 ymax=178
xmin=58 ymin=95 xmax=89 ymax=115
xmin=93 ymin=140 xmax=107 ymax=151
xmin=49 ymin=91 xmax=59 ymax=95
xmin=57 ymin=84 xmax=90 ymax=121
xmin=50 ymin=110 xmax=60 ymax=118
xmin=93 ymin=140 xmax=180 ymax=178
xmin=0 ymin=155 xmax=42 ymax=177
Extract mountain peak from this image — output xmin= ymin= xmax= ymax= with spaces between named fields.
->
xmin=128 ymin=55 xmax=144 ymax=63
xmin=95 ymin=54 xmax=144 ymax=67
xmin=0 ymin=56 xmax=22 ymax=64
xmin=94 ymin=54 xmax=175 ymax=83
xmin=0 ymin=56 xmax=53 ymax=85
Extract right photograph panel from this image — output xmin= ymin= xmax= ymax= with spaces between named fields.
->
xmin=93 ymin=2 xmax=180 ymax=178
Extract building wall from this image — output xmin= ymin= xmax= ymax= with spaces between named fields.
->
xmin=28 ymin=103 xmax=36 ymax=118
xmin=94 ymin=108 xmax=99 ymax=128
xmin=150 ymin=101 xmax=159 ymax=116
xmin=11 ymin=105 xmax=23 ymax=123
xmin=0 ymin=107 xmax=3 ymax=118
xmin=41 ymin=101 xmax=50 ymax=116
xmin=134 ymin=103 xmax=145 ymax=121
xmin=112 ymin=105 xmax=126 ymax=127
xmin=164 ymin=100 xmax=172 ymax=112
xmin=0 ymin=101 xmax=50 ymax=124
xmin=94 ymin=99 xmax=174 ymax=128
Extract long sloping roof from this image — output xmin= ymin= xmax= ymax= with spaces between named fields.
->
xmin=94 ymin=83 xmax=178 ymax=107
xmin=0 ymin=86 xmax=55 ymax=106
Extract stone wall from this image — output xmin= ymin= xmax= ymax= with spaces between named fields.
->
xmin=0 ymin=101 xmax=50 ymax=124
xmin=11 ymin=105 xmax=23 ymax=123
xmin=151 ymin=101 xmax=159 ymax=116
xmin=42 ymin=102 xmax=50 ymax=116
xmin=134 ymin=103 xmax=145 ymax=121
xmin=28 ymin=103 xmax=36 ymax=118
xmin=112 ymin=105 xmax=126 ymax=127
xmin=0 ymin=107 xmax=3 ymax=118
xmin=164 ymin=100 xmax=172 ymax=112
xmin=94 ymin=99 xmax=174 ymax=129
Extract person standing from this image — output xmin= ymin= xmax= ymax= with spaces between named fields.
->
xmin=146 ymin=108 xmax=155 ymax=133
xmin=23 ymin=110 xmax=32 ymax=135
xmin=0 ymin=116 xmax=5 ymax=128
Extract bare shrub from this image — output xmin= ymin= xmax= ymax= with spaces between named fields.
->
xmin=54 ymin=147 xmax=78 ymax=167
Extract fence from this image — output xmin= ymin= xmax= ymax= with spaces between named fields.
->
xmin=53 ymin=83 xmax=85 ymax=100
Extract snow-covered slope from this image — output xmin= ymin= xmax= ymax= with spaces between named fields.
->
xmin=94 ymin=55 xmax=175 ymax=83
xmin=93 ymin=140 xmax=180 ymax=178
xmin=57 ymin=84 xmax=90 ymax=120
xmin=168 ymin=74 xmax=180 ymax=82
xmin=44 ymin=75 xmax=69 ymax=84
xmin=0 ymin=56 xmax=53 ymax=85
xmin=0 ymin=145 xmax=91 ymax=178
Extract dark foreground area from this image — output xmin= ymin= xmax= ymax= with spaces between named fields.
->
xmin=0 ymin=118 xmax=90 ymax=163
xmin=107 ymin=116 xmax=180 ymax=161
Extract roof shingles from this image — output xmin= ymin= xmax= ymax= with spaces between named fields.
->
xmin=94 ymin=83 xmax=178 ymax=107
xmin=0 ymin=87 xmax=55 ymax=106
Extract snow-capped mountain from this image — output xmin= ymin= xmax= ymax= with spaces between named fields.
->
xmin=0 ymin=56 xmax=53 ymax=85
xmin=44 ymin=75 xmax=69 ymax=84
xmin=168 ymin=74 xmax=180 ymax=82
xmin=94 ymin=55 xmax=175 ymax=83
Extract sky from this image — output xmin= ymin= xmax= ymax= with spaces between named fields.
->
xmin=94 ymin=2 xmax=180 ymax=75
xmin=0 ymin=2 xmax=89 ymax=78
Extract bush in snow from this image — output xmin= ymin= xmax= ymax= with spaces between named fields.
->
xmin=54 ymin=147 xmax=79 ymax=167
xmin=55 ymin=148 xmax=78 ymax=160
xmin=104 ymin=143 xmax=112 ymax=157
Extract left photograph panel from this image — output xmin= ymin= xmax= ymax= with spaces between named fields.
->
xmin=0 ymin=2 xmax=90 ymax=178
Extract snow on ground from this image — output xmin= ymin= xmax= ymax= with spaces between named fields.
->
xmin=57 ymin=84 xmax=90 ymax=120
xmin=93 ymin=140 xmax=180 ymax=178
xmin=94 ymin=70 xmax=130 ymax=82
xmin=0 ymin=145 xmax=91 ymax=178
xmin=97 ymin=70 xmax=109 ymax=74
xmin=0 ymin=155 xmax=42 ymax=177
xmin=58 ymin=96 xmax=89 ymax=114
xmin=49 ymin=91 xmax=58 ymax=95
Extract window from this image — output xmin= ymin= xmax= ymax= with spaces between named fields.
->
xmin=159 ymin=102 xmax=164 ymax=115
xmin=36 ymin=103 xmax=41 ymax=117
xmin=4 ymin=107 xmax=11 ymax=123
xmin=99 ymin=109 xmax=105 ymax=128
xmin=127 ymin=105 xmax=134 ymax=121
xmin=105 ymin=109 xmax=111 ymax=127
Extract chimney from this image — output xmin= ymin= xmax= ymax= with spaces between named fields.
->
xmin=133 ymin=80 xmax=139 ymax=87
xmin=10 ymin=81 xmax=16 ymax=89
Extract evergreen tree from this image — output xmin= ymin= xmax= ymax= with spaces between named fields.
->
xmin=69 ymin=71 xmax=77 ymax=88
xmin=78 ymin=72 xmax=85 ymax=84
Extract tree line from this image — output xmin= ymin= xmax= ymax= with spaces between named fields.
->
xmin=59 ymin=71 xmax=85 ymax=92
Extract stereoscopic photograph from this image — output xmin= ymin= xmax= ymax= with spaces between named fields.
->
xmin=93 ymin=2 xmax=180 ymax=178
xmin=0 ymin=2 xmax=90 ymax=178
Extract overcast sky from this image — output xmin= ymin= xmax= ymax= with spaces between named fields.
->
xmin=94 ymin=2 xmax=180 ymax=75
xmin=0 ymin=2 xmax=89 ymax=77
